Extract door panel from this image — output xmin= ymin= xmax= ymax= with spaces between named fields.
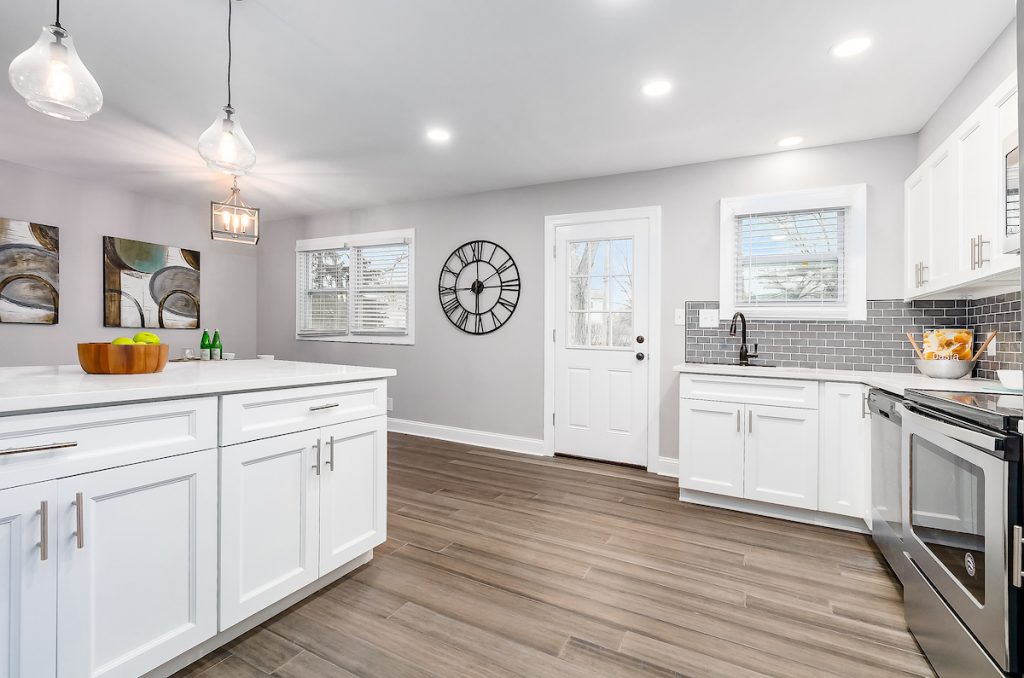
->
xmin=819 ymin=383 xmax=869 ymax=519
xmin=927 ymin=145 xmax=960 ymax=284
xmin=319 ymin=417 xmax=387 ymax=574
xmin=220 ymin=431 xmax=320 ymax=629
xmin=905 ymin=170 xmax=931 ymax=294
xmin=56 ymin=450 xmax=217 ymax=678
xmin=679 ymin=399 xmax=744 ymax=497
xmin=744 ymin=405 xmax=819 ymax=510
xmin=0 ymin=482 xmax=57 ymax=678
xmin=554 ymin=216 xmax=650 ymax=465
xmin=957 ymin=112 xmax=998 ymax=273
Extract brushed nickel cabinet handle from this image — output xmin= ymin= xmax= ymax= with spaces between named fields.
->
xmin=326 ymin=435 xmax=335 ymax=471
xmin=735 ymin=409 xmax=740 ymax=433
xmin=74 ymin=492 xmax=84 ymax=550
xmin=920 ymin=264 xmax=928 ymax=285
xmin=977 ymin=234 xmax=989 ymax=268
xmin=0 ymin=441 xmax=77 ymax=457
xmin=861 ymin=393 xmax=869 ymax=419
xmin=309 ymin=403 xmax=339 ymax=412
xmin=971 ymin=237 xmax=977 ymax=270
xmin=312 ymin=440 xmax=322 ymax=476
xmin=748 ymin=410 xmax=753 ymax=434
xmin=39 ymin=500 xmax=49 ymax=562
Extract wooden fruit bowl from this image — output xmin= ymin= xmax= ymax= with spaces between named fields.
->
xmin=77 ymin=343 xmax=170 ymax=375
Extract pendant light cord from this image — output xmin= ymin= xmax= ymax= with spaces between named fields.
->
xmin=226 ymin=0 xmax=233 ymax=108
xmin=54 ymin=0 xmax=62 ymax=29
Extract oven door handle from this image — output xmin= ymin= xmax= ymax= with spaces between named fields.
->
xmin=898 ymin=403 xmax=1012 ymax=458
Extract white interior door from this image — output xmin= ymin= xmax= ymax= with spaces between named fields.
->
xmin=554 ymin=217 xmax=649 ymax=465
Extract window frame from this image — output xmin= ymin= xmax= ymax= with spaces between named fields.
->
xmin=719 ymin=184 xmax=867 ymax=321
xmin=295 ymin=228 xmax=415 ymax=345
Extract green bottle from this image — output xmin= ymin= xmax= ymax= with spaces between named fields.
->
xmin=200 ymin=329 xmax=211 ymax=361
xmin=211 ymin=329 xmax=223 ymax=361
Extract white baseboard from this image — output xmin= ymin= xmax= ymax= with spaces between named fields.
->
xmin=655 ymin=456 xmax=678 ymax=478
xmin=388 ymin=417 xmax=548 ymax=456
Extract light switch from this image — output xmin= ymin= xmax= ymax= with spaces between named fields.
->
xmin=698 ymin=309 xmax=720 ymax=328
xmin=674 ymin=308 xmax=686 ymax=325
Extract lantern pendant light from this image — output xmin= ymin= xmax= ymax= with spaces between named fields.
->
xmin=197 ymin=0 xmax=256 ymax=175
xmin=211 ymin=178 xmax=260 ymax=245
xmin=8 ymin=0 xmax=103 ymax=121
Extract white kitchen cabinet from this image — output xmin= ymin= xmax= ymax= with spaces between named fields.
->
xmin=819 ymin=383 xmax=870 ymax=520
xmin=744 ymin=405 xmax=819 ymax=510
xmin=905 ymin=169 xmax=931 ymax=296
xmin=996 ymin=77 xmax=1020 ymax=258
xmin=0 ymin=481 xmax=57 ymax=678
xmin=926 ymin=142 xmax=960 ymax=286
xmin=219 ymin=430 xmax=321 ymax=629
xmin=679 ymin=399 xmax=744 ymax=498
xmin=319 ymin=417 xmax=388 ymax=574
xmin=56 ymin=450 xmax=217 ymax=678
xmin=955 ymin=104 xmax=998 ymax=275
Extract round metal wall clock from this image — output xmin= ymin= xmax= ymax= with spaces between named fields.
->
xmin=438 ymin=240 xmax=520 ymax=334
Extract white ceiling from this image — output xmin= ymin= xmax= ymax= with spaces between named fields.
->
xmin=0 ymin=0 xmax=1015 ymax=220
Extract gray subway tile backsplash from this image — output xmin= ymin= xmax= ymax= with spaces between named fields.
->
xmin=684 ymin=292 xmax=1021 ymax=380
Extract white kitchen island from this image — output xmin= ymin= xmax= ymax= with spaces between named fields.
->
xmin=0 ymin=359 xmax=396 ymax=678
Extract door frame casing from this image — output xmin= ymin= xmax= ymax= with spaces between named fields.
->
xmin=543 ymin=206 xmax=663 ymax=472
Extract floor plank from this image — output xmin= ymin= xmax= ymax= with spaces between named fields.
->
xmin=178 ymin=432 xmax=933 ymax=678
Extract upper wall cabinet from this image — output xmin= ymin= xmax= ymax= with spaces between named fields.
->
xmin=905 ymin=73 xmax=1021 ymax=300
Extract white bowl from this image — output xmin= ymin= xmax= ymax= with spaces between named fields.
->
xmin=997 ymin=369 xmax=1023 ymax=390
xmin=915 ymin=359 xmax=974 ymax=380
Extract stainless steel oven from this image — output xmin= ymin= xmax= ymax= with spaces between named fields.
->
xmin=900 ymin=398 xmax=1021 ymax=675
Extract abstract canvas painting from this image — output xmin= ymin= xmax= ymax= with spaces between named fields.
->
xmin=103 ymin=236 xmax=200 ymax=329
xmin=0 ymin=218 xmax=59 ymax=324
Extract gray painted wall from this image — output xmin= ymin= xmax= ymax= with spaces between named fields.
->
xmin=0 ymin=159 xmax=259 ymax=366
xmin=258 ymin=135 xmax=917 ymax=460
xmin=917 ymin=21 xmax=1016 ymax=162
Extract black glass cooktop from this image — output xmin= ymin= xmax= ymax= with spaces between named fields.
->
xmin=905 ymin=390 xmax=1023 ymax=433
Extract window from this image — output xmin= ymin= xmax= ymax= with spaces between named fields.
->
xmin=567 ymin=238 xmax=634 ymax=348
xmin=295 ymin=229 xmax=414 ymax=344
xmin=719 ymin=185 xmax=866 ymax=320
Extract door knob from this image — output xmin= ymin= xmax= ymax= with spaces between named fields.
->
xmin=636 ymin=335 xmax=645 ymax=344
xmin=636 ymin=352 xmax=645 ymax=361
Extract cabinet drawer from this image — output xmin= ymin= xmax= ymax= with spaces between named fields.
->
xmin=220 ymin=380 xmax=387 ymax=445
xmin=0 ymin=398 xmax=217 ymax=491
xmin=679 ymin=374 xmax=818 ymax=409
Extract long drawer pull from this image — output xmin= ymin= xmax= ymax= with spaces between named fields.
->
xmin=0 ymin=441 xmax=78 ymax=457
xmin=308 ymin=403 xmax=339 ymax=412
xmin=39 ymin=500 xmax=49 ymax=562
xmin=74 ymin=492 xmax=85 ymax=550
xmin=326 ymin=435 xmax=335 ymax=471
xmin=313 ymin=440 xmax=322 ymax=476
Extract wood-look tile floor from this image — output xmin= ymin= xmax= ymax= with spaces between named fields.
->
xmin=177 ymin=432 xmax=935 ymax=678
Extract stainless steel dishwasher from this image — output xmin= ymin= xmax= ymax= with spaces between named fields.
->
xmin=869 ymin=388 xmax=907 ymax=584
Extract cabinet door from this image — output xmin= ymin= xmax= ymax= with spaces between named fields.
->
xmin=956 ymin=108 xmax=999 ymax=274
xmin=905 ymin=169 xmax=931 ymax=296
xmin=679 ymin=399 xmax=744 ymax=497
xmin=220 ymin=431 xmax=320 ymax=630
xmin=996 ymin=77 xmax=1020 ymax=259
xmin=819 ymin=383 xmax=870 ymax=520
xmin=926 ymin=142 xmax=960 ymax=286
xmin=56 ymin=450 xmax=217 ymax=678
xmin=0 ymin=482 xmax=57 ymax=678
xmin=319 ymin=416 xmax=387 ymax=575
xmin=744 ymin=405 xmax=819 ymax=510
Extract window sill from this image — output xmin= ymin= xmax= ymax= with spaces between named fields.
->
xmin=296 ymin=334 xmax=414 ymax=346
xmin=722 ymin=306 xmax=864 ymax=322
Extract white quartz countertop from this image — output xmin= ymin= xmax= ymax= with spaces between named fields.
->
xmin=673 ymin=362 xmax=1013 ymax=396
xmin=0 ymin=360 xmax=397 ymax=415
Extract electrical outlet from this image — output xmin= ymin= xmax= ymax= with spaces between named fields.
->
xmin=387 ymin=397 xmax=394 ymax=412
xmin=698 ymin=309 xmax=720 ymax=328
xmin=674 ymin=308 xmax=686 ymax=325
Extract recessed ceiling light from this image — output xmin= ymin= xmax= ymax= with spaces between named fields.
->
xmin=830 ymin=36 xmax=872 ymax=59
xmin=426 ymin=128 xmax=452 ymax=143
xmin=777 ymin=136 xmax=804 ymax=148
xmin=642 ymin=80 xmax=672 ymax=97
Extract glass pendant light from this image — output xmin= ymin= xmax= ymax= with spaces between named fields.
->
xmin=8 ymin=0 xmax=103 ymax=121
xmin=197 ymin=0 xmax=256 ymax=175
xmin=211 ymin=178 xmax=260 ymax=245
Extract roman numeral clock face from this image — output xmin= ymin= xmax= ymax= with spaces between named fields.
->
xmin=438 ymin=240 xmax=520 ymax=334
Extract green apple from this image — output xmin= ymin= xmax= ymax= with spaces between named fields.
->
xmin=111 ymin=337 xmax=136 ymax=345
xmin=133 ymin=331 xmax=161 ymax=345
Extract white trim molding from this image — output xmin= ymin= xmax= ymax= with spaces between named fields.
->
xmin=719 ymin=184 xmax=867 ymax=321
xmin=542 ymin=206 xmax=663 ymax=473
xmin=387 ymin=417 xmax=546 ymax=457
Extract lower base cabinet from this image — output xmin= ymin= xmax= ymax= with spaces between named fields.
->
xmin=219 ymin=415 xmax=388 ymax=630
xmin=678 ymin=399 xmax=744 ymax=497
xmin=819 ymin=383 xmax=870 ymax=520
xmin=1 ymin=449 xmax=218 ymax=678
xmin=744 ymin=405 xmax=819 ymax=510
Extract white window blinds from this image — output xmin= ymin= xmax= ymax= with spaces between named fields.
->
xmin=296 ymin=234 xmax=411 ymax=339
xmin=734 ymin=208 xmax=846 ymax=308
